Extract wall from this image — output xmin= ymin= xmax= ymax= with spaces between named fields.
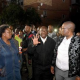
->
xmin=23 ymin=0 xmax=71 ymax=26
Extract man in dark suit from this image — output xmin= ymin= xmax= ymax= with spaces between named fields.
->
xmin=28 ymin=26 xmax=56 ymax=80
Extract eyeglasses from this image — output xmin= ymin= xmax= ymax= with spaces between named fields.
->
xmin=61 ymin=28 xmax=68 ymax=30
xmin=5 ymin=31 xmax=12 ymax=34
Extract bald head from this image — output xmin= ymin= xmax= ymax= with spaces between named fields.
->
xmin=63 ymin=21 xmax=75 ymax=32
xmin=61 ymin=21 xmax=75 ymax=38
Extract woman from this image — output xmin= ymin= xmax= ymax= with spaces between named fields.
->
xmin=0 ymin=24 xmax=21 ymax=80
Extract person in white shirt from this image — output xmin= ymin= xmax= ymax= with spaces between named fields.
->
xmin=51 ymin=21 xmax=80 ymax=80
xmin=48 ymin=25 xmax=56 ymax=39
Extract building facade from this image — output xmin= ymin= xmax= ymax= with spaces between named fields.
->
xmin=6 ymin=0 xmax=23 ymax=5
xmin=23 ymin=0 xmax=71 ymax=26
xmin=0 ymin=0 xmax=23 ymax=14
xmin=70 ymin=0 xmax=80 ymax=32
xmin=0 ymin=0 xmax=7 ymax=13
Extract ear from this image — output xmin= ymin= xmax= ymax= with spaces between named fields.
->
xmin=2 ymin=33 xmax=5 ymax=36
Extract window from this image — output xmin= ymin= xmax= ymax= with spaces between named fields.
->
xmin=21 ymin=2 xmax=23 ymax=5
xmin=43 ymin=11 xmax=47 ymax=17
xmin=38 ymin=6 xmax=40 ymax=10
xmin=62 ymin=0 xmax=65 ymax=2
xmin=70 ymin=6 xmax=72 ymax=12
xmin=62 ymin=14 xmax=65 ymax=18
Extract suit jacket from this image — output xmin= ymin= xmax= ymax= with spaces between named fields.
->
xmin=28 ymin=36 xmax=56 ymax=69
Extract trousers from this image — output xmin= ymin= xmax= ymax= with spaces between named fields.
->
xmin=55 ymin=67 xmax=76 ymax=80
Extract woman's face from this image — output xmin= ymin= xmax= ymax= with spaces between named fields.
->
xmin=3 ymin=28 xmax=12 ymax=39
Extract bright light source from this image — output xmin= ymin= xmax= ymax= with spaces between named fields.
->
xmin=40 ymin=3 xmax=43 ymax=6
xmin=54 ymin=29 xmax=58 ymax=32
xmin=41 ymin=14 xmax=43 ymax=17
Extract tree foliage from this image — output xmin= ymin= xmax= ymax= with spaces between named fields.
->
xmin=0 ymin=3 xmax=24 ymax=26
xmin=0 ymin=4 xmax=41 ymax=28
xmin=25 ymin=7 xmax=42 ymax=25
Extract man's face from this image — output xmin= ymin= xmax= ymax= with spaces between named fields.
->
xmin=48 ymin=26 xmax=53 ymax=33
xmin=25 ymin=26 xmax=31 ymax=33
xmin=15 ymin=29 xmax=19 ymax=34
xmin=40 ymin=27 xmax=48 ymax=38
xmin=61 ymin=24 xmax=69 ymax=36
xmin=9 ymin=26 xmax=13 ymax=31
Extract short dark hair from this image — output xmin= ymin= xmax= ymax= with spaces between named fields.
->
xmin=0 ymin=24 xmax=9 ymax=37
xmin=40 ymin=26 xmax=48 ymax=30
xmin=25 ymin=24 xmax=32 ymax=27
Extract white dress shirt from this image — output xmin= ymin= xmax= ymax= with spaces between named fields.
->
xmin=56 ymin=37 xmax=72 ymax=71
xmin=40 ymin=36 xmax=47 ymax=44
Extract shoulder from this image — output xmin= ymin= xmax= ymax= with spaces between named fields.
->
xmin=47 ymin=36 xmax=56 ymax=44
xmin=0 ymin=39 xmax=3 ymax=51
xmin=10 ymin=38 xmax=18 ymax=46
xmin=72 ymin=35 xmax=80 ymax=42
xmin=28 ymin=33 xmax=33 ymax=38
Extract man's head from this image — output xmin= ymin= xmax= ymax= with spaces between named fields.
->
xmin=15 ymin=28 xmax=19 ymax=35
xmin=58 ymin=27 xmax=62 ymax=35
xmin=76 ymin=32 xmax=80 ymax=37
xmin=25 ymin=24 xmax=31 ymax=34
xmin=40 ymin=26 xmax=48 ymax=39
xmin=19 ymin=30 xmax=23 ymax=38
xmin=48 ymin=25 xmax=53 ymax=33
xmin=61 ymin=21 xmax=75 ymax=38
xmin=37 ymin=26 xmax=41 ymax=35
xmin=9 ymin=26 xmax=13 ymax=31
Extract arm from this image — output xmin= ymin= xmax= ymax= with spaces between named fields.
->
xmin=27 ymin=34 xmax=40 ymax=54
xmin=51 ymin=41 xmax=57 ymax=74
xmin=76 ymin=46 xmax=80 ymax=80
xmin=51 ymin=40 xmax=56 ymax=74
xmin=76 ymin=39 xmax=80 ymax=80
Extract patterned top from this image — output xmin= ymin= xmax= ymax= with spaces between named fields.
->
xmin=52 ymin=35 xmax=80 ymax=77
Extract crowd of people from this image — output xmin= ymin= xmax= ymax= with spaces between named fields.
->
xmin=0 ymin=21 xmax=80 ymax=80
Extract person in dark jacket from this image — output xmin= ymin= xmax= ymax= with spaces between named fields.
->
xmin=22 ymin=24 xmax=33 ymax=80
xmin=51 ymin=21 xmax=80 ymax=80
xmin=28 ymin=26 xmax=56 ymax=80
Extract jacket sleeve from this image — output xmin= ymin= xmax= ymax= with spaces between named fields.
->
xmin=51 ymin=47 xmax=57 ymax=67
xmin=78 ymin=44 xmax=80 ymax=77
xmin=0 ymin=45 xmax=5 ymax=68
xmin=51 ymin=40 xmax=57 ymax=67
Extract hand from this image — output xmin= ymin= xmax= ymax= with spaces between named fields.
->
xmin=75 ymin=77 xmax=80 ymax=80
xmin=32 ymin=34 xmax=40 ymax=45
xmin=51 ymin=66 xmax=54 ymax=74
xmin=22 ymin=48 xmax=27 ymax=52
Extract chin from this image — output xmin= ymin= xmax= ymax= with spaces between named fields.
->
xmin=9 ymin=37 xmax=12 ymax=39
xmin=42 ymin=36 xmax=46 ymax=38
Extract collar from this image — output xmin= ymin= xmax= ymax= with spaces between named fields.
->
xmin=40 ymin=36 xmax=47 ymax=44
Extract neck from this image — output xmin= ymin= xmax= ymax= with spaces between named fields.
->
xmin=49 ymin=31 xmax=52 ymax=33
xmin=26 ymin=32 xmax=30 ymax=35
xmin=41 ymin=36 xmax=47 ymax=39
xmin=66 ymin=34 xmax=73 ymax=39
xmin=2 ymin=37 xmax=10 ymax=45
